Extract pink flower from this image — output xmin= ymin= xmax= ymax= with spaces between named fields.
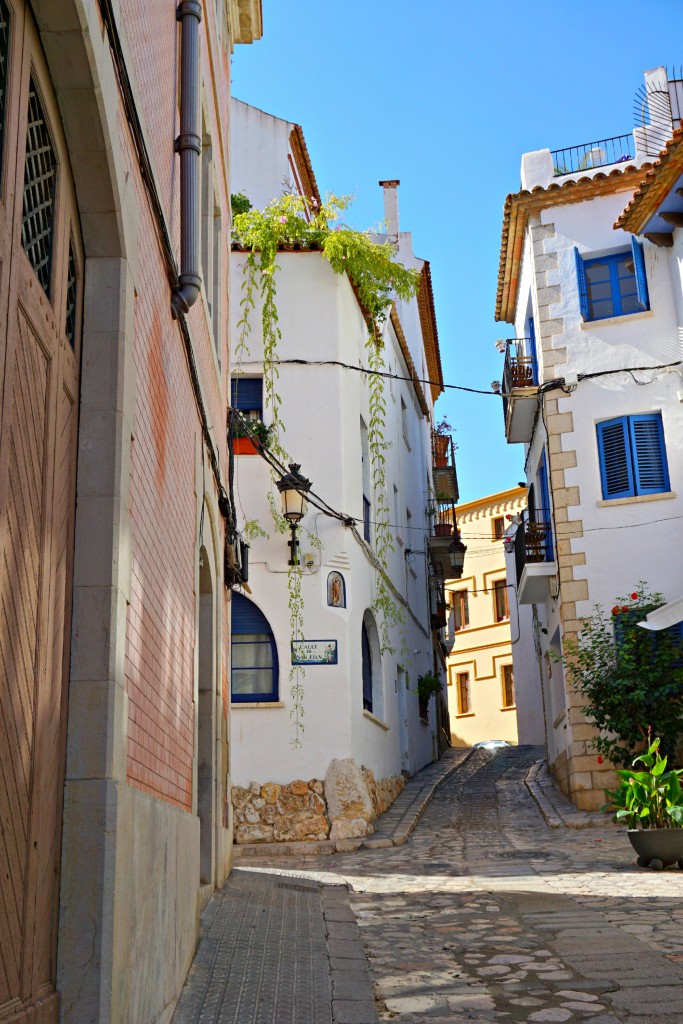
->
xmin=311 ymin=197 xmax=318 ymax=207
xmin=630 ymin=592 xmax=639 ymax=601
xmin=597 ymin=755 xmax=604 ymax=764
xmin=621 ymin=605 xmax=629 ymax=613
xmin=611 ymin=606 xmax=620 ymax=616
xmin=279 ymin=216 xmax=287 ymax=224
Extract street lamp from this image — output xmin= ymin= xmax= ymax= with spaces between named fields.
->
xmin=276 ymin=463 xmax=311 ymax=565
xmin=448 ymin=536 xmax=467 ymax=578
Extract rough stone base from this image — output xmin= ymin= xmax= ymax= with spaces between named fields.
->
xmin=232 ymin=762 xmax=405 ymax=845
xmin=549 ymin=748 xmax=616 ymax=812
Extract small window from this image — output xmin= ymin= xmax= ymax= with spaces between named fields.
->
xmin=231 ymin=593 xmax=278 ymax=703
xmin=493 ymin=579 xmax=509 ymax=622
xmin=362 ymin=621 xmax=373 ymax=712
xmin=231 ymin=377 xmax=262 ymax=419
xmin=492 ymin=516 xmax=505 ymax=540
xmin=401 ymin=396 xmax=410 ymax=448
xmin=596 ymin=413 xmax=669 ymax=500
xmin=363 ymin=496 xmax=371 ymax=544
xmin=22 ymin=77 xmax=58 ymax=298
xmin=575 ymin=241 xmax=649 ymax=322
xmin=501 ymin=664 xmax=515 ymax=708
xmin=453 ymin=590 xmax=469 ymax=631
xmin=0 ymin=0 xmax=11 ymax=191
xmin=456 ymin=672 xmax=470 ymax=715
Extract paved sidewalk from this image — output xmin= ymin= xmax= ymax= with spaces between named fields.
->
xmin=171 ymin=869 xmax=379 ymax=1024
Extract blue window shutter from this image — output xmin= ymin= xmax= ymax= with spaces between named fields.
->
xmin=231 ymin=377 xmax=263 ymax=414
xmin=231 ymin=593 xmax=279 ymax=701
xmin=361 ymin=623 xmax=373 ymax=712
xmin=631 ymin=238 xmax=650 ymax=311
xmin=597 ymin=418 xmax=634 ymax=499
xmin=629 ymin=414 xmax=669 ymax=495
xmin=528 ymin=316 xmax=538 ymax=383
xmin=574 ymin=247 xmax=589 ymax=320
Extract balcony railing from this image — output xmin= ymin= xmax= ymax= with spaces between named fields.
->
xmin=551 ymin=133 xmax=634 ymax=177
xmin=514 ymin=509 xmax=554 ymax=588
xmin=431 ymin=430 xmax=459 ymax=505
xmin=501 ymin=339 xmax=537 ymax=428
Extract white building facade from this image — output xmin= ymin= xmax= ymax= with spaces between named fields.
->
xmin=496 ymin=68 xmax=683 ymax=809
xmin=228 ymin=102 xmax=453 ymax=844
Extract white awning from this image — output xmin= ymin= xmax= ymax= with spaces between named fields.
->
xmin=638 ymin=597 xmax=683 ymax=631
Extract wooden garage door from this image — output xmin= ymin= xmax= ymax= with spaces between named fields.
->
xmin=0 ymin=2 xmax=82 ymax=1019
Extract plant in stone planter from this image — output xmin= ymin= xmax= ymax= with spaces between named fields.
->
xmin=603 ymin=738 xmax=683 ymax=869
xmin=417 ymin=671 xmax=442 ymax=718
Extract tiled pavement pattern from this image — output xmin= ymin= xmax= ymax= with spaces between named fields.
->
xmin=242 ymin=745 xmax=683 ymax=1023
xmin=171 ymin=869 xmax=379 ymax=1023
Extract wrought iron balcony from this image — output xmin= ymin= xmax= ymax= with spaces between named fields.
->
xmin=501 ymin=339 xmax=539 ymax=444
xmin=551 ymin=133 xmax=633 ymax=177
xmin=427 ymin=502 xmax=466 ymax=582
xmin=514 ymin=509 xmax=556 ymax=605
xmin=431 ymin=430 xmax=459 ymax=504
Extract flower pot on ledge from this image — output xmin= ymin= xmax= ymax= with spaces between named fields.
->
xmin=433 ymin=523 xmax=452 ymax=538
xmin=233 ymin=436 xmax=258 ymax=455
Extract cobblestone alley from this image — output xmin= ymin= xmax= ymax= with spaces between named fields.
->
xmin=174 ymin=746 xmax=683 ymax=1024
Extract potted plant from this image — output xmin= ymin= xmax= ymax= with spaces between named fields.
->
xmin=603 ymin=738 xmax=683 ymax=869
xmin=417 ymin=671 xmax=442 ymax=719
xmin=432 ymin=416 xmax=453 ymax=466
xmin=233 ymin=418 xmax=272 ymax=455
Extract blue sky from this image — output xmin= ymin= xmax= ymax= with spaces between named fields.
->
xmin=231 ymin=0 xmax=682 ymax=503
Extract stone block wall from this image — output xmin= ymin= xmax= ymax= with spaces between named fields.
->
xmin=232 ymin=762 xmax=405 ymax=844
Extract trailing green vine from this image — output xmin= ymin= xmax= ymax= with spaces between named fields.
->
xmin=233 ymin=192 xmax=420 ymax=725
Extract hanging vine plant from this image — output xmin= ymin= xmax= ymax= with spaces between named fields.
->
xmin=233 ymin=193 xmax=421 ymax=737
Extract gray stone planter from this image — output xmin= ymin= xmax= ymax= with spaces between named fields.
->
xmin=627 ymin=828 xmax=683 ymax=869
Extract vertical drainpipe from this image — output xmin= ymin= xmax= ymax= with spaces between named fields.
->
xmin=172 ymin=0 xmax=203 ymax=318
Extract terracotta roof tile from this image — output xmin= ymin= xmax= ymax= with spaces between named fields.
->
xmin=495 ymin=163 xmax=652 ymax=323
xmin=615 ymin=125 xmax=683 ymax=233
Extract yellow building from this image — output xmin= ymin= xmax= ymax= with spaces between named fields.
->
xmin=446 ymin=487 xmax=527 ymax=746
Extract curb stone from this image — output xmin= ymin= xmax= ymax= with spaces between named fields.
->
xmin=525 ymin=758 xmax=614 ymax=829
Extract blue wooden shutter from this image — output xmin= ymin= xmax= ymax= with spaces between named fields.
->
xmin=231 ymin=593 xmax=279 ymax=701
xmin=631 ymin=238 xmax=650 ymax=311
xmin=537 ymin=451 xmax=553 ymax=559
xmin=528 ymin=316 xmax=538 ymax=383
xmin=361 ymin=623 xmax=373 ymax=712
xmin=574 ymin=247 xmax=589 ymax=320
xmin=629 ymin=413 xmax=669 ymax=495
xmin=231 ymin=377 xmax=263 ymax=414
xmin=596 ymin=418 xmax=634 ymax=499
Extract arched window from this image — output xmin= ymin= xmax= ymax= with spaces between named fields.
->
xmin=361 ymin=611 xmax=384 ymax=719
xmin=362 ymin=621 xmax=373 ymax=712
xmin=231 ymin=593 xmax=278 ymax=702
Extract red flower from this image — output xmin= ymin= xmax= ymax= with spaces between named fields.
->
xmin=631 ymin=592 xmax=639 ymax=601
xmin=597 ymin=756 xmax=604 ymax=764
xmin=621 ymin=605 xmax=629 ymax=613
xmin=611 ymin=606 xmax=620 ymax=615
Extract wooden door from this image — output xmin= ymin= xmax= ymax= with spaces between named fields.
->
xmin=0 ymin=1 xmax=82 ymax=1019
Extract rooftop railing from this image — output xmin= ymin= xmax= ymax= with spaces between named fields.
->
xmin=551 ymin=133 xmax=634 ymax=177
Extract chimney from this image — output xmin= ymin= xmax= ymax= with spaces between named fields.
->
xmin=379 ymin=179 xmax=400 ymax=242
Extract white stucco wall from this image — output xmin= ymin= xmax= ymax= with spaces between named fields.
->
xmin=230 ymin=251 xmax=438 ymax=787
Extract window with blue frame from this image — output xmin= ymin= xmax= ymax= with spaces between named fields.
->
xmin=614 ymin=610 xmax=683 ymax=669
xmin=231 ymin=592 xmax=279 ymax=702
xmin=574 ymin=239 xmax=649 ymax=321
xmin=231 ymin=377 xmax=262 ymax=419
xmin=596 ymin=413 xmax=670 ymax=500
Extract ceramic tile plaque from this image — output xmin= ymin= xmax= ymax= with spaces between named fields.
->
xmin=291 ymin=640 xmax=338 ymax=665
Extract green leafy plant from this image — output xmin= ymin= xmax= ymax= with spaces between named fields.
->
xmin=433 ymin=416 xmax=453 ymax=435
xmin=232 ymin=417 xmax=273 ymax=446
xmin=233 ymin=190 xmax=421 ymax=736
xmin=231 ymin=191 xmax=252 ymax=217
xmin=417 ymin=671 xmax=442 ymax=708
xmin=561 ymin=583 xmax=683 ymax=766
xmin=604 ymin=738 xmax=683 ymax=829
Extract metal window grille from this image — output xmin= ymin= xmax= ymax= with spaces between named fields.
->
xmin=21 ymin=77 xmax=57 ymax=298
xmin=0 ymin=0 xmax=10 ymax=186
xmin=65 ymin=238 xmax=77 ymax=348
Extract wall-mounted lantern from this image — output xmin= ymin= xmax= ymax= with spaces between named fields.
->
xmin=276 ymin=463 xmax=311 ymax=565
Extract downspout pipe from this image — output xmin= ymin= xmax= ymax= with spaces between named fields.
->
xmin=172 ymin=0 xmax=203 ymax=318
